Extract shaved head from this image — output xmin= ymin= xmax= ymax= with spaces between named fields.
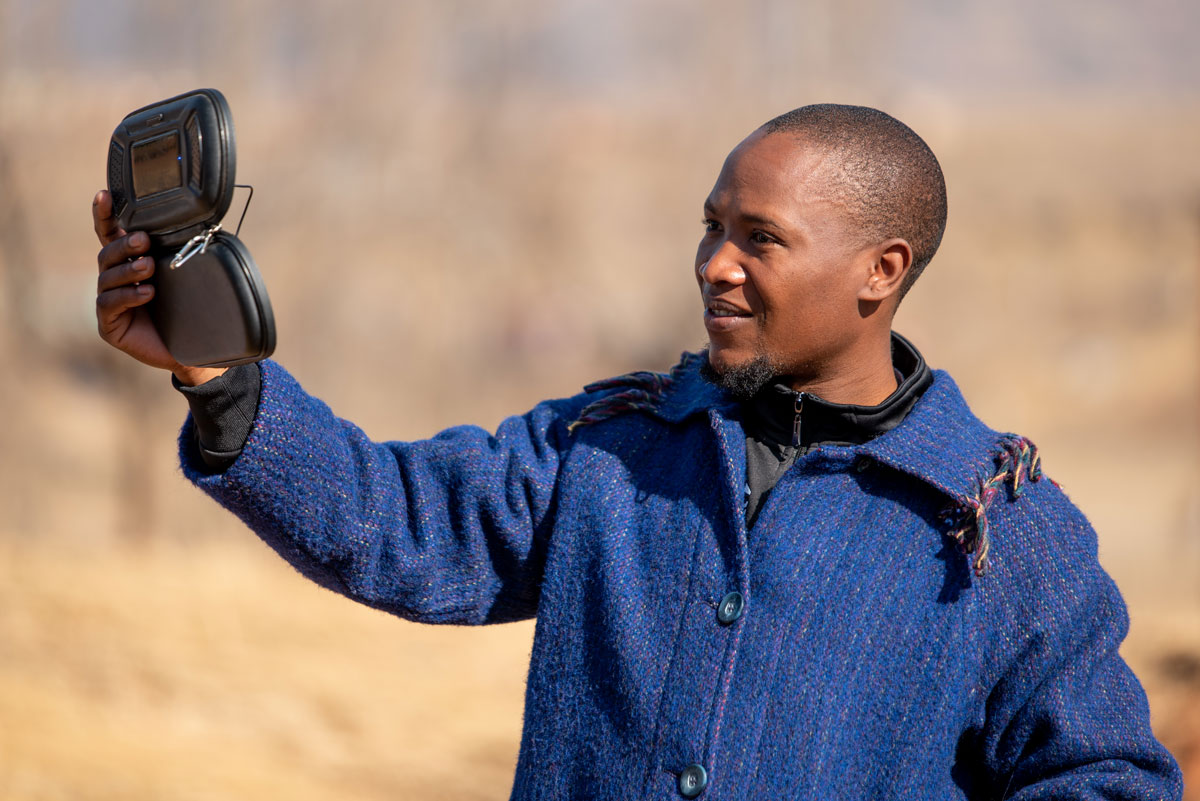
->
xmin=760 ymin=104 xmax=947 ymax=299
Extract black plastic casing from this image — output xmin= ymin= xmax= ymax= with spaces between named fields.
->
xmin=107 ymin=88 xmax=275 ymax=367
xmin=150 ymin=232 xmax=276 ymax=367
xmin=108 ymin=88 xmax=236 ymax=249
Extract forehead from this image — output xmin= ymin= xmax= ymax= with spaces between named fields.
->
xmin=706 ymin=132 xmax=845 ymax=221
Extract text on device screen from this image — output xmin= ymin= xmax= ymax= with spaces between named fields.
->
xmin=131 ymin=133 xmax=183 ymax=198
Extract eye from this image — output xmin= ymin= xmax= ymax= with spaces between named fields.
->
xmin=702 ymin=218 xmax=721 ymax=233
xmin=750 ymin=230 xmax=777 ymax=246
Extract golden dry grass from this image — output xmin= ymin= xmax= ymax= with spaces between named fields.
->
xmin=0 ymin=535 xmax=535 ymax=800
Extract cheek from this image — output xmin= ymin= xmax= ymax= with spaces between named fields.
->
xmin=760 ymin=268 xmax=857 ymax=340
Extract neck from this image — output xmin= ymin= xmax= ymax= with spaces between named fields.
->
xmin=782 ymin=332 xmax=898 ymax=405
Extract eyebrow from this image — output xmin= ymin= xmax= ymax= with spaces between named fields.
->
xmin=704 ymin=199 xmax=788 ymax=232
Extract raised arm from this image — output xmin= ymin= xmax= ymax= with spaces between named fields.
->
xmin=181 ymin=360 xmax=585 ymax=626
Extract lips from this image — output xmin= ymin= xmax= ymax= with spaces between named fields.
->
xmin=704 ymin=297 xmax=753 ymax=318
xmin=703 ymin=296 xmax=754 ymax=333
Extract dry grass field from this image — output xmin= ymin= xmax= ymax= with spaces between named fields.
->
xmin=2 ymin=1 xmax=1199 ymax=797
xmin=0 ymin=535 xmax=535 ymax=801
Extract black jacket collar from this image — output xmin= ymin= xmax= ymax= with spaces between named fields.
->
xmin=742 ymin=332 xmax=933 ymax=450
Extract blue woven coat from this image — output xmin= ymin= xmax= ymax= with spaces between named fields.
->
xmin=180 ymin=354 xmax=1182 ymax=800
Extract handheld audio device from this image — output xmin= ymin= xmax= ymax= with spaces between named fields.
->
xmin=108 ymin=88 xmax=275 ymax=367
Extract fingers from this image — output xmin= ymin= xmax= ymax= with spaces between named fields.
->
xmin=97 ymin=254 xmax=155 ymax=293
xmin=92 ymin=190 xmax=126 ymax=246
xmin=96 ymin=284 xmax=154 ymax=330
xmin=97 ymin=230 xmax=150 ymax=274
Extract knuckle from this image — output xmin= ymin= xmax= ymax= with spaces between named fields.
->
xmin=97 ymin=287 xmax=125 ymax=309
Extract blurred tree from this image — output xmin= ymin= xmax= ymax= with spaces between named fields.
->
xmin=0 ymin=142 xmax=38 ymax=349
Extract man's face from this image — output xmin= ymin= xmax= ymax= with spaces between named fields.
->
xmin=696 ymin=131 xmax=875 ymax=393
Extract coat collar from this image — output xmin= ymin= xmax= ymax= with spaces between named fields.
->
xmin=571 ymin=340 xmax=1038 ymax=578
xmin=856 ymin=369 xmax=1005 ymax=509
xmin=653 ymin=352 xmax=1005 ymax=510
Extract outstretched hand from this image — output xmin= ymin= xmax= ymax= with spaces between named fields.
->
xmin=92 ymin=190 xmax=226 ymax=386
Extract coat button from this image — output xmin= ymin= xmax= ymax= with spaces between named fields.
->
xmin=678 ymin=763 xmax=708 ymax=797
xmin=717 ymin=591 xmax=744 ymax=625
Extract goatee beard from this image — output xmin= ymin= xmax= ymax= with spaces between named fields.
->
xmin=699 ymin=349 xmax=779 ymax=401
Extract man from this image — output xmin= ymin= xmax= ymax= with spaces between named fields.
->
xmin=94 ymin=104 xmax=1182 ymax=799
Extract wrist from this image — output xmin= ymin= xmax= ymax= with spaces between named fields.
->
xmin=172 ymin=364 xmax=228 ymax=387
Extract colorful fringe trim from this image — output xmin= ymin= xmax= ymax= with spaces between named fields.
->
xmin=568 ymin=353 xmax=697 ymax=433
xmin=943 ymin=435 xmax=1045 ymax=577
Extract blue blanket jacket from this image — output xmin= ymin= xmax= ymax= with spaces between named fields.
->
xmin=179 ymin=353 xmax=1182 ymax=800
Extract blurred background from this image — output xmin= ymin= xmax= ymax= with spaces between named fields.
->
xmin=1 ymin=0 xmax=1198 ymax=798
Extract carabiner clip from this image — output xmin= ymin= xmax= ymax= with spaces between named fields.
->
xmin=169 ymin=224 xmax=222 ymax=270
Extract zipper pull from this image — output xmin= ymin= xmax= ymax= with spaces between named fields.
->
xmin=791 ymin=393 xmax=804 ymax=448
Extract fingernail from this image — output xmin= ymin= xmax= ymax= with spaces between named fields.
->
xmin=137 ymin=285 xmax=152 ymax=296
xmin=136 ymin=258 xmax=151 ymax=272
xmin=132 ymin=232 xmax=148 ymax=248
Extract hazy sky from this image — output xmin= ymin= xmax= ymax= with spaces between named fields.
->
xmin=3 ymin=0 xmax=1197 ymax=99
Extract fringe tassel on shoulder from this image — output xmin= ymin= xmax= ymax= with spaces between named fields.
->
xmin=568 ymin=353 xmax=697 ymax=433
xmin=943 ymin=435 xmax=1045 ymax=577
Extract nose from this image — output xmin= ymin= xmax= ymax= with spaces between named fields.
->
xmin=698 ymin=240 xmax=747 ymax=286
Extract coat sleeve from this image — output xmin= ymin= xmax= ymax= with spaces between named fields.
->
xmin=179 ymin=359 xmax=586 ymax=625
xmin=975 ymin=491 xmax=1183 ymax=800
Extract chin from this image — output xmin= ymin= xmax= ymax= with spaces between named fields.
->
xmin=704 ymin=341 xmax=751 ymax=373
xmin=700 ymin=347 xmax=778 ymax=401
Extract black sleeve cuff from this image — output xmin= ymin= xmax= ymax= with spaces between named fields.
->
xmin=172 ymin=362 xmax=262 ymax=472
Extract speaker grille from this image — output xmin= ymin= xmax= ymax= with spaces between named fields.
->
xmin=186 ymin=114 xmax=202 ymax=189
xmin=107 ymin=140 xmax=126 ymax=217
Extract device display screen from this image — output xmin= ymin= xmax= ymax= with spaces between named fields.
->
xmin=131 ymin=133 xmax=183 ymax=198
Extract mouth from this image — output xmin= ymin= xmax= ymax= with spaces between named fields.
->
xmin=704 ymin=297 xmax=753 ymax=318
xmin=703 ymin=297 xmax=754 ymax=333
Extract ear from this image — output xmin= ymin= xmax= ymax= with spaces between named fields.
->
xmin=858 ymin=238 xmax=913 ymax=303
